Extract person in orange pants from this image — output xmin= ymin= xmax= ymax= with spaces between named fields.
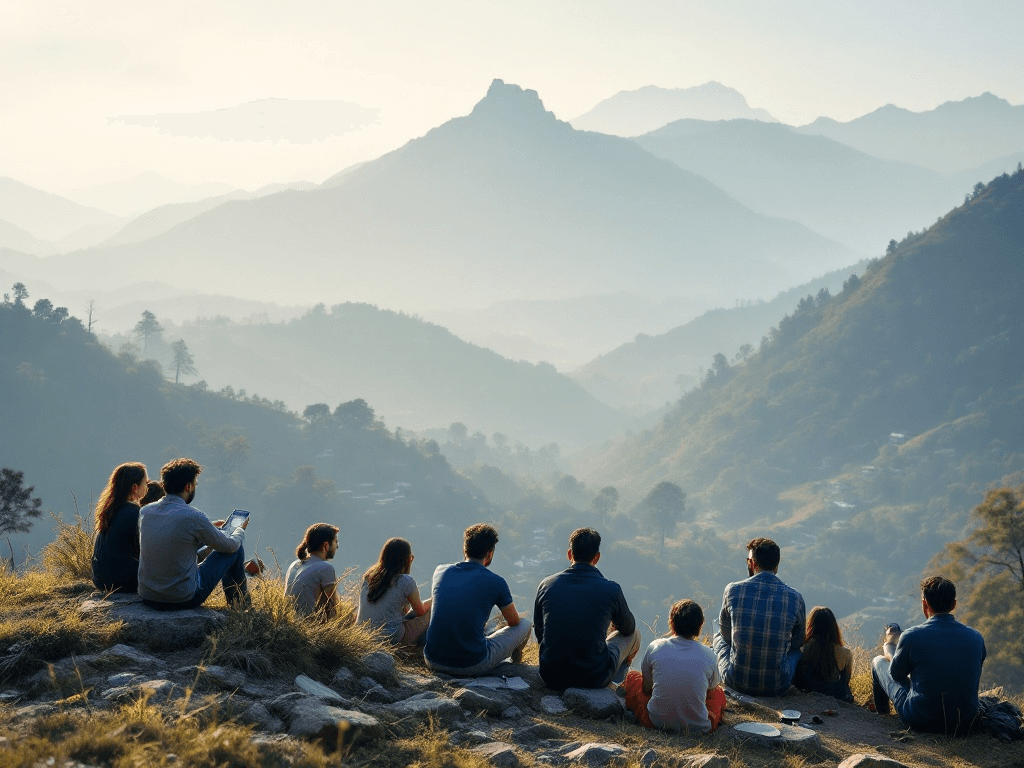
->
xmin=624 ymin=600 xmax=726 ymax=733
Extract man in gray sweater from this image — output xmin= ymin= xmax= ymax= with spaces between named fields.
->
xmin=138 ymin=457 xmax=249 ymax=610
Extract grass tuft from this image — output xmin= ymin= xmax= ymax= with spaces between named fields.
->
xmin=204 ymin=574 xmax=380 ymax=680
xmin=40 ymin=511 xmax=94 ymax=582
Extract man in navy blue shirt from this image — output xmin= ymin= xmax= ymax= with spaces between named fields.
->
xmin=424 ymin=523 xmax=532 ymax=676
xmin=534 ymin=528 xmax=640 ymax=691
xmin=872 ymin=576 xmax=986 ymax=735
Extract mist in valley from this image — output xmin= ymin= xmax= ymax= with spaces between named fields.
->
xmin=3 ymin=2 xmax=1024 ymax=691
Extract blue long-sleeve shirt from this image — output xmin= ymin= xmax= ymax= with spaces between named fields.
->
xmin=890 ymin=613 xmax=986 ymax=732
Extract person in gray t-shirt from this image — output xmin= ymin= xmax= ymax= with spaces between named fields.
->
xmin=357 ymin=537 xmax=431 ymax=646
xmin=284 ymin=523 xmax=340 ymax=617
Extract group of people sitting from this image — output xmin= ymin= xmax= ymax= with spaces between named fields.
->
xmin=92 ymin=458 xmax=988 ymax=737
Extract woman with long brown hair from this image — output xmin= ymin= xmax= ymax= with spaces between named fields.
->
xmin=793 ymin=605 xmax=854 ymax=701
xmin=91 ymin=462 xmax=149 ymax=593
xmin=356 ymin=537 xmax=431 ymax=646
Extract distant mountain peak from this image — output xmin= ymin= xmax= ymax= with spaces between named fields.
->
xmin=470 ymin=79 xmax=557 ymax=123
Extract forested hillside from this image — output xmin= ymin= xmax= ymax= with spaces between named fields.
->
xmin=0 ymin=297 xmax=490 ymax=569
xmin=578 ymin=168 xmax=1024 ymax=659
xmin=102 ymin=301 xmax=626 ymax=449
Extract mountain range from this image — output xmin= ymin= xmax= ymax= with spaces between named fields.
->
xmin=8 ymin=80 xmax=850 ymax=310
xmin=570 ymin=82 xmax=777 ymax=136
xmin=798 ymin=92 xmax=1024 ymax=174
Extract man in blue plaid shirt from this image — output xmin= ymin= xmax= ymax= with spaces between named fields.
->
xmin=712 ymin=538 xmax=805 ymax=697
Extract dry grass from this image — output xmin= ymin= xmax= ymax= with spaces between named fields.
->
xmin=0 ymin=527 xmax=122 ymax=683
xmin=39 ymin=511 xmax=93 ymax=581
xmin=0 ymin=695 xmax=333 ymax=768
xmin=204 ymin=574 xmax=382 ymax=680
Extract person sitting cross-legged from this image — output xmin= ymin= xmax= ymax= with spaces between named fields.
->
xmin=534 ymin=527 xmax=640 ymax=691
xmin=138 ymin=458 xmax=249 ymax=610
xmin=871 ymin=576 xmax=986 ymax=735
xmin=284 ymin=523 xmax=340 ymax=618
xmin=423 ymin=523 xmax=531 ymax=676
xmin=624 ymin=599 xmax=726 ymax=733
xmin=712 ymin=537 xmax=805 ymax=697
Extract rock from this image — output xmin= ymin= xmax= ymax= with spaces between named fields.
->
xmin=361 ymin=684 xmax=393 ymax=703
xmin=0 ymin=691 xmax=21 ymax=704
xmin=728 ymin=722 xmax=819 ymax=751
xmin=459 ymin=675 xmax=531 ymax=691
xmin=103 ymin=679 xmax=176 ymax=703
xmin=80 ymin=598 xmax=225 ymax=651
xmin=563 ymin=743 xmax=625 ymax=766
xmin=267 ymin=692 xmax=307 ymax=717
xmin=106 ymin=673 xmax=142 ymax=687
xmin=680 ymin=756 xmax=730 ymax=768
xmin=295 ymin=674 xmax=347 ymax=703
xmin=540 ymin=695 xmax=568 ymax=714
xmin=469 ymin=741 xmax=520 ymax=767
xmin=359 ymin=651 xmax=397 ymax=683
xmin=237 ymin=702 xmax=284 ymax=733
xmin=501 ymin=706 xmax=524 ymax=719
xmin=561 ymin=688 xmax=624 ymax=720
xmin=139 ymin=679 xmax=176 ymax=699
xmin=454 ymin=688 xmax=506 ymax=716
xmin=97 ymin=644 xmax=164 ymax=669
xmin=450 ymin=730 xmax=493 ymax=746
xmin=332 ymin=667 xmax=359 ymax=691
xmin=638 ymin=749 xmax=658 ymax=768
xmin=838 ymin=756 xmax=913 ymax=768
xmin=202 ymin=665 xmax=246 ymax=690
xmin=285 ymin=698 xmax=384 ymax=747
xmin=388 ymin=695 xmax=462 ymax=725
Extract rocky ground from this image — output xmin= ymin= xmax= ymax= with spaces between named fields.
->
xmin=0 ymin=594 xmax=1020 ymax=768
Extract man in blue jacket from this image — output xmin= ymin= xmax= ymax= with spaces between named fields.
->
xmin=534 ymin=528 xmax=640 ymax=691
xmin=872 ymin=576 xmax=986 ymax=735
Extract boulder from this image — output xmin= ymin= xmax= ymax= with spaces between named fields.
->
xmin=295 ymin=674 xmax=348 ymax=703
xmin=332 ymin=666 xmax=359 ymax=691
xmin=469 ymin=741 xmax=520 ymax=767
xmin=450 ymin=730 xmax=493 ymax=746
xmin=838 ymin=756 xmax=913 ymax=768
xmin=80 ymin=597 xmax=225 ymax=651
xmin=359 ymin=651 xmax=397 ymax=684
xmin=285 ymin=698 xmax=384 ymax=747
xmin=513 ymin=723 xmax=565 ymax=742
xmin=561 ymin=688 xmax=624 ymax=720
xmin=540 ymin=695 xmax=568 ymax=714
xmin=454 ymin=687 xmax=507 ymax=716
xmin=202 ymin=665 xmax=246 ymax=690
xmin=563 ymin=743 xmax=626 ymax=766
xmin=237 ymin=702 xmax=284 ymax=733
xmin=388 ymin=694 xmax=462 ymax=725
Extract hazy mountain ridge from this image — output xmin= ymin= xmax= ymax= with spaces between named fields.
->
xmin=634 ymin=118 xmax=968 ymax=253
xmin=569 ymin=262 xmax=868 ymax=410
xmin=570 ymin=81 xmax=777 ymax=136
xmin=0 ymin=177 xmax=123 ymax=254
xmin=12 ymin=79 xmax=851 ymax=309
xmin=798 ymin=92 xmax=1024 ymax=174
xmin=126 ymin=301 xmax=628 ymax=450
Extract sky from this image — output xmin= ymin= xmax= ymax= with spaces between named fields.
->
xmin=2 ymin=0 xmax=1022 ymax=196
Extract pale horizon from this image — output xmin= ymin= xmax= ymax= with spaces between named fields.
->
xmin=2 ymin=1 xmax=1022 ymax=196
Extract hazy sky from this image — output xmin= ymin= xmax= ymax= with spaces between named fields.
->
xmin=3 ymin=0 xmax=1021 ymax=194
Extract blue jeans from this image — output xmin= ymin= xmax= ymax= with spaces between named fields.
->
xmin=144 ymin=546 xmax=248 ymax=610
xmin=713 ymin=632 xmax=801 ymax=696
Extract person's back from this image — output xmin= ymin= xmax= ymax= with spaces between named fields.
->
xmin=872 ymin=576 xmax=986 ymax=735
xmin=534 ymin=528 xmax=638 ymax=690
xmin=424 ymin=523 xmax=531 ymax=675
xmin=92 ymin=501 xmax=141 ymax=592
xmin=425 ymin=560 xmax=509 ymax=667
xmin=890 ymin=614 xmax=985 ymax=731
xmin=285 ymin=558 xmax=338 ymax=614
xmin=714 ymin=538 xmax=805 ymax=697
